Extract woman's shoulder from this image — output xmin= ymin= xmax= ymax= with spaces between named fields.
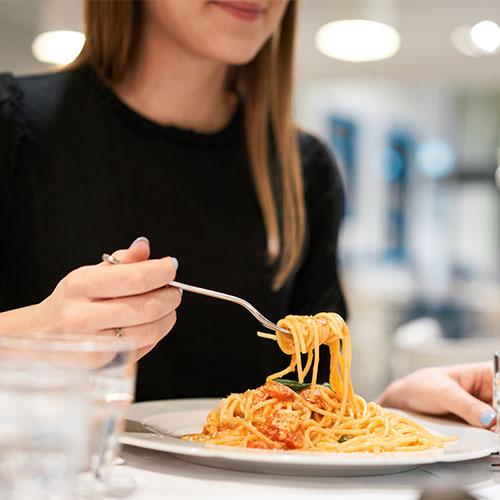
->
xmin=0 ymin=73 xmax=24 ymax=126
xmin=1 ymin=68 xmax=69 ymax=97
xmin=0 ymin=67 xmax=90 ymax=202
xmin=0 ymin=73 xmax=21 ymax=103
xmin=297 ymin=130 xmax=343 ymax=190
xmin=1 ymin=66 xmax=86 ymax=91
xmin=0 ymin=66 xmax=87 ymax=121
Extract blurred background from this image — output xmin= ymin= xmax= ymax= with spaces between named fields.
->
xmin=1 ymin=0 xmax=499 ymax=399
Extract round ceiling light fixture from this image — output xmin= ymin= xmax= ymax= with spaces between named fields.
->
xmin=32 ymin=30 xmax=85 ymax=66
xmin=315 ymin=19 xmax=401 ymax=62
xmin=450 ymin=24 xmax=481 ymax=57
xmin=470 ymin=20 xmax=500 ymax=54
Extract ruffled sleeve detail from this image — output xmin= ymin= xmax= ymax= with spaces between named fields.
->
xmin=0 ymin=73 xmax=26 ymax=221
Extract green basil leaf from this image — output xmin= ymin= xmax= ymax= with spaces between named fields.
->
xmin=273 ymin=378 xmax=332 ymax=393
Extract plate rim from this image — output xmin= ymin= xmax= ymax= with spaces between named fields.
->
xmin=121 ymin=398 xmax=499 ymax=468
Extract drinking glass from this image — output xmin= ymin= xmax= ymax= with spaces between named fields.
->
xmin=0 ymin=334 xmax=138 ymax=499
xmin=494 ymin=351 xmax=500 ymax=436
xmin=0 ymin=362 xmax=90 ymax=500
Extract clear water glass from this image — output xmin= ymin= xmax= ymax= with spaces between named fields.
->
xmin=494 ymin=351 xmax=500 ymax=436
xmin=0 ymin=362 xmax=90 ymax=500
xmin=0 ymin=334 xmax=138 ymax=499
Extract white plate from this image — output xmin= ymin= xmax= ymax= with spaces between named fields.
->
xmin=120 ymin=398 xmax=498 ymax=476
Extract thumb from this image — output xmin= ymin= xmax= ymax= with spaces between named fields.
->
xmin=442 ymin=380 xmax=496 ymax=429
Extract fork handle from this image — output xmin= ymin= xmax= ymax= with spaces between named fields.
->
xmin=168 ymin=281 xmax=288 ymax=334
xmin=101 ymin=253 xmax=287 ymax=334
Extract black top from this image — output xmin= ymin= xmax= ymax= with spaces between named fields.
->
xmin=0 ymin=65 xmax=346 ymax=401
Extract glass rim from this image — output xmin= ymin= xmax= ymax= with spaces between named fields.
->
xmin=0 ymin=333 xmax=138 ymax=352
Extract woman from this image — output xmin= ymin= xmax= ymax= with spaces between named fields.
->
xmin=0 ymin=0 xmax=346 ymax=400
xmin=1 ymin=2 xmax=496 ymax=431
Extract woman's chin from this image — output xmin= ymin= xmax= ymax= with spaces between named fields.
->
xmin=210 ymin=44 xmax=264 ymax=66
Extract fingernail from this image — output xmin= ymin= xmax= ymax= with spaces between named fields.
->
xmin=480 ymin=411 xmax=496 ymax=427
xmin=129 ymin=236 xmax=150 ymax=248
xmin=171 ymin=257 xmax=179 ymax=270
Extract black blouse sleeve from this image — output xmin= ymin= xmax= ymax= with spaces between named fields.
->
xmin=289 ymin=132 xmax=347 ymax=319
xmin=0 ymin=74 xmax=24 ymax=220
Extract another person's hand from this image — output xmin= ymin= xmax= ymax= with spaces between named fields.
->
xmin=34 ymin=237 xmax=181 ymax=359
xmin=376 ymin=362 xmax=495 ymax=429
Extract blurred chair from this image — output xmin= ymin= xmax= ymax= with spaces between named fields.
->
xmin=391 ymin=316 xmax=498 ymax=380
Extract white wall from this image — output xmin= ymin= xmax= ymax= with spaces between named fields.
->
xmin=295 ymin=78 xmax=458 ymax=263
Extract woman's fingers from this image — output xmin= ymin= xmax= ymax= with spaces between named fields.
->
xmin=89 ymin=285 xmax=182 ymax=330
xmin=98 ymin=237 xmax=151 ymax=266
xmin=100 ymin=310 xmax=178 ymax=348
xmin=436 ymin=378 xmax=496 ymax=428
xmin=376 ymin=365 xmax=497 ymax=430
xmin=66 ymin=256 xmax=178 ymax=298
xmin=136 ymin=345 xmax=156 ymax=361
xmin=112 ymin=237 xmax=151 ymax=264
xmin=449 ymin=361 xmax=494 ymax=404
xmin=40 ymin=236 xmax=181 ymax=360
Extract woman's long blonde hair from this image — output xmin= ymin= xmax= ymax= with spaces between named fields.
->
xmin=79 ymin=0 xmax=305 ymax=290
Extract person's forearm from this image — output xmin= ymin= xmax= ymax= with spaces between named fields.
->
xmin=0 ymin=303 xmax=45 ymax=335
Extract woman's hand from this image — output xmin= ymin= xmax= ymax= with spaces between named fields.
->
xmin=33 ymin=237 xmax=181 ymax=359
xmin=376 ymin=362 xmax=496 ymax=429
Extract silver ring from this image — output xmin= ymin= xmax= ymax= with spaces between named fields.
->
xmin=102 ymin=253 xmax=122 ymax=265
xmin=115 ymin=328 xmax=124 ymax=338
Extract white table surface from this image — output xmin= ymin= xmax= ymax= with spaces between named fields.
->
xmin=113 ymin=445 xmax=500 ymax=500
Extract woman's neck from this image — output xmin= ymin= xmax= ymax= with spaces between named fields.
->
xmin=115 ymin=28 xmax=237 ymax=133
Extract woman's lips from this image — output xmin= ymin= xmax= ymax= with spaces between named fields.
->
xmin=211 ymin=1 xmax=266 ymax=22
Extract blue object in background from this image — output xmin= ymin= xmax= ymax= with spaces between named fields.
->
xmin=384 ymin=130 xmax=414 ymax=262
xmin=415 ymin=138 xmax=456 ymax=179
xmin=329 ymin=116 xmax=358 ymax=214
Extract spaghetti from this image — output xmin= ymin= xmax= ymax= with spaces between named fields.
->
xmin=183 ymin=313 xmax=456 ymax=452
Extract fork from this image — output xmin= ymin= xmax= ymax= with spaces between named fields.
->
xmin=102 ymin=253 xmax=289 ymax=334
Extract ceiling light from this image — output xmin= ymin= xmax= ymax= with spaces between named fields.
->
xmin=32 ymin=30 xmax=85 ymax=66
xmin=470 ymin=20 xmax=500 ymax=54
xmin=315 ymin=20 xmax=400 ymax=63
xmin=450 ymin=24 xmax=481 ymax=57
